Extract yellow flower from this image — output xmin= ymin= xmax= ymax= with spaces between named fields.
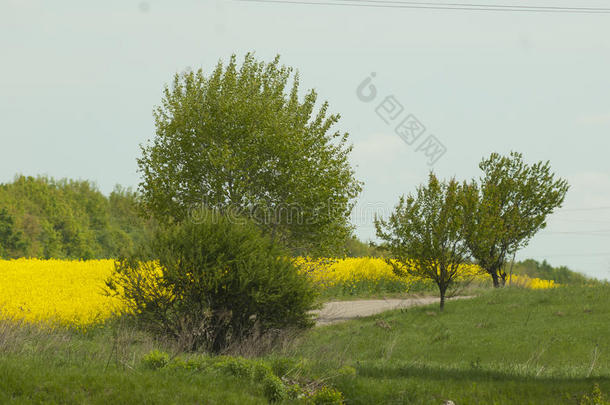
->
xmin=0 ymin=258 xmax=124 ymax=329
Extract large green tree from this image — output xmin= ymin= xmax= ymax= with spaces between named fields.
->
xmin=463 ymin=152 xmax=569 ymax=287
xmin=138 ymin=53 xmax=362 ymax=255
xmin=375 ymin=174 xmax=471 ymax=310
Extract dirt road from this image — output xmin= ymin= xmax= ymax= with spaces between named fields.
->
xmin=313 ymin=296 xmax=471 ymax=326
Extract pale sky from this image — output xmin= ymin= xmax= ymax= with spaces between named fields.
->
xmin=1 ymin=0 xmax=609 ymax=279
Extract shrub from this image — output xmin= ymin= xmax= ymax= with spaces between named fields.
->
xmin=214 ymin=357 xmax=254 ymax=379
xmin=287 ymin=383 xmax=305 ymax=400
xmin=309 ymin=386 xmax=345 ymax=405
xmin=106 ymin=212 xmax=317 ymax=352
xmin=580 ymin=384 xmax=610 ymax=405
xmin=252 ymin=362 xmax=273 ymax=382
xmin=142 ymin=349 xmax=169 ymax=370
xmin=261 ymin=373 xmax=287 ymax=402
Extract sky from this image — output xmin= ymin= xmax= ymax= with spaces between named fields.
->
xmin=1 ymin=0 xmax=609 ymax=279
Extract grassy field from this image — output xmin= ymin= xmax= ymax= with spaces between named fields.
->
xmin=287 ymin=285 xmax=610 ymax=404
xmin=0 ymin=285 xmax=608 ymax=404
xmin=0 ymin=320 xmax=272 ymax=404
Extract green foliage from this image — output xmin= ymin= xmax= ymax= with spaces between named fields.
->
xmin=463 ymin=152 xmax=569 ymax=287
xmin=163 ymin=354 xmax=298 ymax=403
xmin=0 ymin=208 xmax=26 ymax=259
xmin=214 ymin=356 xmax=255 ymax=379
xmin=344 ymin=236 xmax=384 ymax=258
xmin=287 ymin=383 xmax=305 ymax=400
xmin=309 ymin=386 xmax=345 ymax=405
xmin=142 ymin=349 xmax=170 ymax=370
xmin=107 ymin=212 xmax=317 ymax=352
xmin=337 ymin=365 xmax=357 ymax=378
xmin=253 ymin=361 xmax=273 ymax=382
xmin=0 ymin=175 xmax=149 ymax=259
xmin=580 ymin=384 xmax=610 ymax=405
xmin=375 ymin=173 xmax=472 ymax=310
xmin=138 ymin=52 xmax=362 ymax=256
xmin=261 ymin=373 xmax=287 ymax=402
xmin=511 ymin=258 xmax=590 ymax=284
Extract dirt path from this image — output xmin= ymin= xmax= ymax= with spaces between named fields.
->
xmin=313 ymin=296 xmax=472 ymax=326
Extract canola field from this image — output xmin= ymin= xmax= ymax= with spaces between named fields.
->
xmin=0 ymin=258 xmax=555 ymax=329
xmin=0 ymin=259 xmax=122 ymax=329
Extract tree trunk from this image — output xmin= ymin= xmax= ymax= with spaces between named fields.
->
xmin=491 ymin=272 xmax=501 ymax=288
xmin=439 ymin=287 xmax=446 ymax=311
xmin=500 ymin=272 xmax=507 ymax=287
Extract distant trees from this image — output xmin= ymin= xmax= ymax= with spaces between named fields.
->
xmin=375 ymin=174 xmax=471 ymax=310
xmin=511 ymin=259 xmax=589 ymax=285
xmin=463 ymin=152 xmax=569 ymax=287
xmin=0 ymin=176 xmax=149 ymax=259
xmin=345 ymin=236 xmax=385 ymax=258
xmin=138 ymin=53 xmax=361 ymax=256
xmin=0 ymin=208 xmax=25 ymax=259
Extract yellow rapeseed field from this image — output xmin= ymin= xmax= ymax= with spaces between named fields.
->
xmin=508 ymin=274 xmax=556 ymax=289
xmin=296 ymin=257 xmax=488 ymax=291
xmin=0 ymin=258 xmax=556 ymax=329
xmin=0 ymin=259 xmax=122 ymax=329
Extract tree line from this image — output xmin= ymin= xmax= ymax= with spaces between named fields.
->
xmin=0 ymin=176 xmax=149 ymax=259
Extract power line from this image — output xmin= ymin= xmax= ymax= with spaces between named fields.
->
xmin=237 ymin=0 xmax=610 ymax=13
xmin=333 ymin=0 xmax=610 ymax=11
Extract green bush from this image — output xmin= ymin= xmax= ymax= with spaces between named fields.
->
xmin=287 ymin=383 xmax=305 ymax=400
xmin=106 ymin=212 xmax=317 ymax=352
xmin=261 ymin=373 xmax=287 ymax=402
xmin=214 ymin=357 xmax=254 ymax=379
xmin=309 ymin=386 xmax=345 ymax=405
xmin=142 ymin=350 xmax=170 ymax=370
xmin=252 ymin=362 xmax=273 ymax=382
xmin=580 ymin=384 xmax=610 ymax=405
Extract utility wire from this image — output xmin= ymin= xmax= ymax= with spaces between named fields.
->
xmin=237 ymin=0 xmax=610 ymax=13
xmin=331 ymin=0 xmax=610 ymax=11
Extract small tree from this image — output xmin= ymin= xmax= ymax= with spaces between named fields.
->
xmin=463 ymin=152 xmax=569 ymax=287
xmin=375 ymin=174 xmax=471 ymax=310
xmin=106 ymin=211 xmax=317 ymax=352
xmin=138 ymin=53 xmax=362 ymax=255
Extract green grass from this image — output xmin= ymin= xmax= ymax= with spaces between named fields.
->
xmin=282 ymin=285 xmax=610 ymax=404
xmin=0 ymin=285 xmax=608 ymax=404
xmin=0 ymin=356 xmax=269 ymax=404
xmin=314 ymin=279 xmax=491 ymax=302
xmin=0 ymin=320 xmax=270 ymax=404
